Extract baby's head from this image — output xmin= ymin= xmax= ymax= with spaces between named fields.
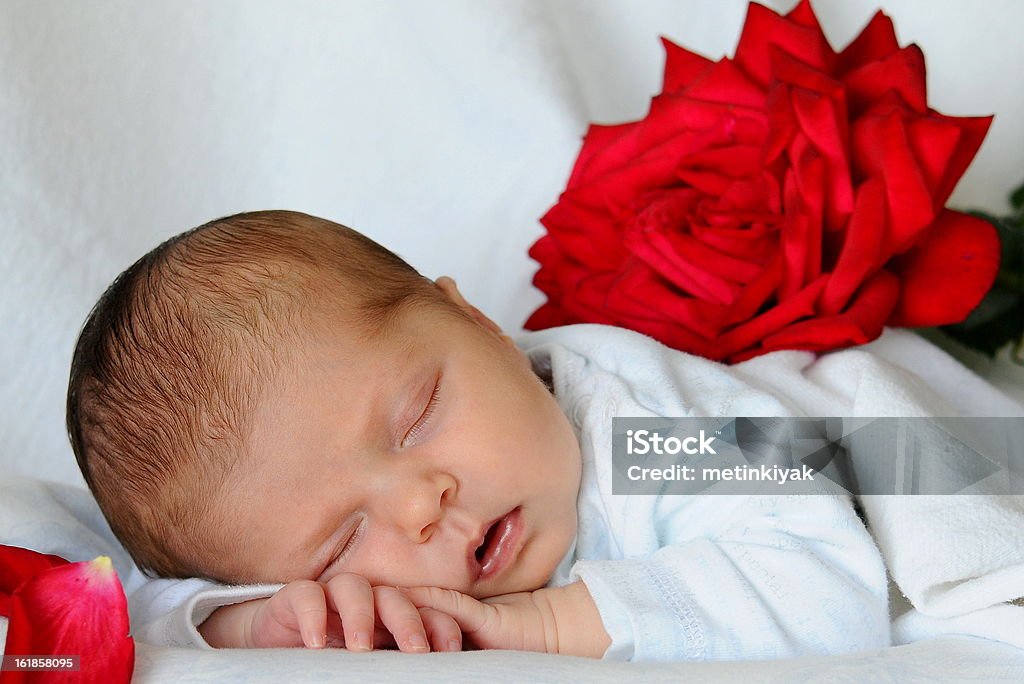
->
xmin=67 ymin=211 xmax=581 ymax=598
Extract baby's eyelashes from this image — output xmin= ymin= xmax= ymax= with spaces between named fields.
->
xmin=401 ymin=375 xmax=442 ymax=448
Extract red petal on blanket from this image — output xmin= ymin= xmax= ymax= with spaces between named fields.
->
xmin=0 ymin=544 xmax=68 ymax=617
xmin=3 ymin=556 xmax=135 ymax=684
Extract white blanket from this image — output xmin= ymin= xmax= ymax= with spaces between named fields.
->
xmin=740 ymin=329 xmax=1024 ymax=649
xmin=3 ymin=327 xmax=1024 ymax=682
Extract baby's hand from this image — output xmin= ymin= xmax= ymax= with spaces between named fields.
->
xmin=399 ymin=581 xmax=611 ymax=658
xmin=199 ymin=573 xmax=463 ymax=652
xmin=397 ymin=586 xmax=555 ymax=654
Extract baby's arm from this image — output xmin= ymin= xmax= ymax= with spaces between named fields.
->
xmin=568 ymin=493 xmax=890 ymax=661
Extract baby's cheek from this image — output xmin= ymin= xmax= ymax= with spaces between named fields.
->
xmin=346 ymin=544 xmax=442 ymax=589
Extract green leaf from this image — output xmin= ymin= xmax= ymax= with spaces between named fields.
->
xmin=1012 ymin=180 xmax=1024 ymax=212
xmin=939 ymin=289 xmax=1024 ymax=358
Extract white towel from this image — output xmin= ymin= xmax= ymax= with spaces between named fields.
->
xmin=733 ymin=327 xmax=1024 ymax=648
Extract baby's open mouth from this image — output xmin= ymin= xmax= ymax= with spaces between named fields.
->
xmin=472 ymin=507 xmax=523 ymax=581
xmin=475 ymin=521 xmax=500 ymax=562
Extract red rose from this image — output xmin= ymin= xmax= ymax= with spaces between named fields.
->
xmin=525 ymin=0 xmax=1000 ymax=362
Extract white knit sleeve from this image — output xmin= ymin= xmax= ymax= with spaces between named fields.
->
xmin=128 ymin=578 xmax=283 ymax=649
xmin=569 ymin=494 xmax=890 ymax=661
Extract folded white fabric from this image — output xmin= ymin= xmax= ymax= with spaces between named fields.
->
xmin=861 ymin=495 xmax=1024 ymax=618
xmin=894 ymin=601 xmax=1024 ymax=650
xmin=734 ymin=327 xmax=1024 ymax=648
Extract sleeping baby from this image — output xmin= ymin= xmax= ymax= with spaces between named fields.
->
xmin=65 ymin=210 xmax=891 ymax=660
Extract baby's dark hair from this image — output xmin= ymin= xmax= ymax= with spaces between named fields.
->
xmin=66 ymin=210 xmax=444 ymax=581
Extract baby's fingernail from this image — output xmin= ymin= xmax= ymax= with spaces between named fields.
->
xmin=305 ymin=631 xmax=325 ymax=648
xmin=408 ymin=634 xmax=429 ymax=652
xmin=353 ymin=631 xmax=371 ymax=651
xmin=447 ymin=638 xmax=461 ymax=652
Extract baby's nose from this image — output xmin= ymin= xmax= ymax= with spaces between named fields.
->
xmin=386 ymin=471 xmax=456 ymax=543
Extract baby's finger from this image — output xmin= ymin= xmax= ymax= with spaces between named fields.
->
xmin=373 ymin=586 xmax=430 ymax=653
xmin=398 ymin=586 xmax=489 ymax=636
xmin=281 ymin=580 xmax=328 ymax=649
xmin=324 ymin=573 xmax=375 ymax=652
xmin=418 ymin=606 xmax=462 ymax=653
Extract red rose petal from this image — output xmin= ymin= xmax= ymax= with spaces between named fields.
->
xmin=734 ymin=0 xmax=834 ymax=88
xmin=642 ymin=94 xmax=764 ymax=151
xmin=575 ymin=149 xmax=683 ymax=212
xmin=928 ymin=113 xmax=993 ymax=207
xmin=524 ymin=301 xmax=576 ymax=330
xmin=683 ymin=59 xmax=766 ymax=110
xmin=4 ymin=556 xmax=134 ymax=684
xmin=765 ymin=83 xmax=798 ymax=163
xmin=837 ymin=10 xmax=900 ymax=74
xmin=724 ymin=252 xmax=785 ymax=325
xmin=785 ymin=0 xmax=820 ymax=29
xmin=852 ymin=110 xmax=936 ymax=254
xmin=618 ymin=313 xmax=726 ymax=360
xmin=660 ymin=35 xmax=714 ymax=94
xmin=0 ymin=545 xmax=68 ymax=617
xmin=820 ymin=178 xmax=887 ymax=315
xmin=843 ymin=45 xmax=927 ymax=116
xmin=567 ymin=121 xmax=643 ymax=191
xmin=680 ymin=144 xmax=764 ymax=180
xmin=762 ymin=269 xmax=900 ymax=353
xmin=771 ymin=45 xmax=843 ymax=96
xmin=779 ymin=152 xmax=824 ymax=300
xmin=625 ymin=226 xmax=742 ymax=305
xmin=611 ymin=262 xmax=725 ymax=339
xmin=887 ymin=210 xmax=1001 ymax=326
xmin=791 ymin=87 xmax=854 ymax=230
xmin=906 ymin=117 xmax=963 ymax=200
xmin=717 ymin=275 xmax=828 ymax=358
xmin=765 ymin=48 xmax=853 ymax=231
xmin=696 ymin=219 xmax=778 ymax=261
xmin=541 ymin=195 xmax=624 ymax=270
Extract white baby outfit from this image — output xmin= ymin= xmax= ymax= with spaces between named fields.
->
xmin=522 ymin=324 xmax=890 ymax=660
xmin=118 ymin=323 xmax=892 ymax=659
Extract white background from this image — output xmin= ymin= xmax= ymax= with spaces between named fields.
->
xmin=2 ymin=0 xmax=1023 ymax=488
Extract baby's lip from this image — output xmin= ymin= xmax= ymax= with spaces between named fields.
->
xmin=466 ymin=507 xmax=523 ymax=584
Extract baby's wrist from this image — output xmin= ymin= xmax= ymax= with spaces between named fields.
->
xmin=536 ymin=581 xmax=611 ymax=659
xmin=197 ymin=600 xmax=262 ymax=649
